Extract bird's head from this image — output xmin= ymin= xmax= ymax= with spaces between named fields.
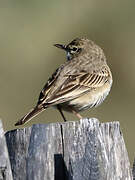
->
xmin=54 ymin=38 xmax=94 ymax=60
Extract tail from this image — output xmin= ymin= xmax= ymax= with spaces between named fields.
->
xmin=15 ymin=106 xmax=44 ymax=126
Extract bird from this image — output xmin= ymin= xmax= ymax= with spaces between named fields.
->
xmin=15 ymin=38 xmax=113 ymax=126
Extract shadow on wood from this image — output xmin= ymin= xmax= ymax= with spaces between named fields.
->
xmin=54 ymin=154 xmax=72 ymax=180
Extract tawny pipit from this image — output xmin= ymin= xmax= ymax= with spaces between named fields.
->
xmin=15 ymin=38 xmax=113 ymax=126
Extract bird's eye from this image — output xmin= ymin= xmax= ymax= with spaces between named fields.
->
xmin=72 ymin=47 xmax=78 ymax=51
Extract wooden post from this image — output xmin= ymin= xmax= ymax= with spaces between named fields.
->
xmin=0 ymin=120 xmax=13 ymax=180
xmin=1 ymin=118 xmax=133 ymax=180
xmin=132 ymin=158 xmax=135 ymax=180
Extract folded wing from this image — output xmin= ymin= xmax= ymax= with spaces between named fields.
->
xmin=38 ymin=66 xmax=111 ymax=107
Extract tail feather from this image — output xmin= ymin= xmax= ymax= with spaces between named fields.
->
xmin=15 ymin=106 xmax=44 ymax=126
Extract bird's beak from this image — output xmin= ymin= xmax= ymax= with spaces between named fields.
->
xmin=54 ymin=44 xmax=67 ymax=51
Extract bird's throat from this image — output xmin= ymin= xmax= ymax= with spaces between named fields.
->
xmin=66 ymin=52 xmax=72 ymax=61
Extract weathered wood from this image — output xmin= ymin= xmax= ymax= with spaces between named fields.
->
xmin=5 ymin=127 xmax=32 ymax=180
xmin=5 ymin=124 xmax=63 ymax=180
xmin=0 ymin=120 xmax=13 ymax=180
xmin=5 ymin=118 xmax=133 ymax=180
xmin=132 ymin=158 xmax=135 ymax=180
xmin=26 ymin=124 xmax=63 ymax=180
xmin=62 ymin=119 xmax=132 ymax=180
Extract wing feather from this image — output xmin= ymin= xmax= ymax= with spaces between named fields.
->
xmin=41 ymin=67 xmax=111 ymax=106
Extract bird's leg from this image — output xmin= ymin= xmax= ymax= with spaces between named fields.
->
xmin=57 ymin=105 xmax=67 ymax=122
xmin=70 ymin=108 xmax=82 ymax=119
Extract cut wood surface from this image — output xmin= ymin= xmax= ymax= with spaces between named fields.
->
xmin=0 ymin=118 xmax=133 ymax=180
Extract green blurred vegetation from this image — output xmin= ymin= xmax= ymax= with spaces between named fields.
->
xmin=0 ymin=0 xmax=135 ymax=164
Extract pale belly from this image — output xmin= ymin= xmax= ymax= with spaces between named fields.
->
xmin=61 ymin=82 xmax=111 ymax=112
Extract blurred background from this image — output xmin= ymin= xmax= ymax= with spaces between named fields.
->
xmin=0 ymin=0 xmax=135 ymax=164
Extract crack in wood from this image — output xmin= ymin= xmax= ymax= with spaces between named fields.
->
xmin=60 ymin=124 xmax=64 ymax=157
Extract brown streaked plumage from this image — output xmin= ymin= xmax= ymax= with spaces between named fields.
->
xmin=15 ymin=38 xmax=112 ymax=126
